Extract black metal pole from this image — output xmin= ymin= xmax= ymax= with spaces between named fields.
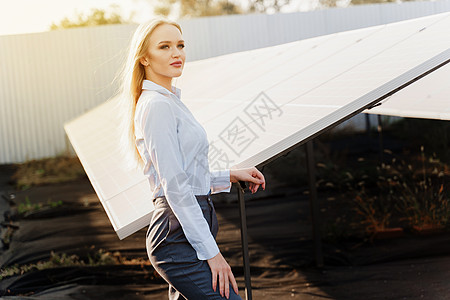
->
xmin=365 ymin=114 xmax=371 ymax=135
xmin=377 ymin=114 xmax=384 ymax=163
xmin=237 ymin=181 xmax=252 ymax=300
xmin=305 ymin=141 xmax=324 ymax=267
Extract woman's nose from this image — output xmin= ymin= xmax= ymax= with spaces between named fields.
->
xmin=172 ymin=48 xmax=181 ymax=57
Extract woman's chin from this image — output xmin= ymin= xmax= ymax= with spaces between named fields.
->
xmin=171 ymin=71 xmax=183 ymax=78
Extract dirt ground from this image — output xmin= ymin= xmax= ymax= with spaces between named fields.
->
xmin=0 ymin=161 xmax=449 ymax=300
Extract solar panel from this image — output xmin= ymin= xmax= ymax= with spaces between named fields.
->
xmin=65 ymin=12 xmax=450 ymax=239
xmin=364 ymin=62 xmax=450 ymax=120
xmin=65 ymin=99 xmax=152 ymax=239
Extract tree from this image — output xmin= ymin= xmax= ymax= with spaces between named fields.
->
xmin=50 ymin=5 xmax=130 ymax=30
xmin=153 ymin=0 xmax=243 ymax=18
xmin=247 ymin=0 xmax=291 ymax=13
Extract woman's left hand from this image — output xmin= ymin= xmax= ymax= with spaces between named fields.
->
xmin=229 ymin=166 xmax=266 ymax=194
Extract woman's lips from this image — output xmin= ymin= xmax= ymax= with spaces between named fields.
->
xmin=171 ymin=62 xmax=182 ymax=67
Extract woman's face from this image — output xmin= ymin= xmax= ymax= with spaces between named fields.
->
xmin=141 ymin=24 xmax=186 ymax=82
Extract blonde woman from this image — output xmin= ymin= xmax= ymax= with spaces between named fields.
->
xmin=119 ymin=18 xmax=266 ymax=299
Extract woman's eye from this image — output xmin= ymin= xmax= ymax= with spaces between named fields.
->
xmin=159 ymin=44 xmax=184 ymax=49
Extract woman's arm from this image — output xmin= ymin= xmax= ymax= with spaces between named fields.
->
xmin=140 ymin=97 xmax=219 ymax=260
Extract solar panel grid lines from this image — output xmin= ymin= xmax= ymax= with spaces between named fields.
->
xmin=271 ymin=22 xmax=446 ymax=99
xmin=181 ymin=36 xmax=351 ymax=104
xmin=179 ymin=12 xmax=450 ymax=106
xmin=178 ymin=35 xmax=334 ymax=102
xmin=185 ymin=19 xmax=436 ymax=127
xmin=65 ymin=12 xmax=450 ymax=239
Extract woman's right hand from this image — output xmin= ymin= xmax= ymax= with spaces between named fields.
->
xmin=230 ymin=166 xmax=266 ymax=194
xmin=207 ymin=251 xmax=239 ymax=299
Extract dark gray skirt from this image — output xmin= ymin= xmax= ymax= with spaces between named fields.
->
xmin=146 ymin=194 xmax=242 ymax=300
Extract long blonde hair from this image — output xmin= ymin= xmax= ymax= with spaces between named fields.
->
xmin=117 ymin=17 xmax=182 ymax=170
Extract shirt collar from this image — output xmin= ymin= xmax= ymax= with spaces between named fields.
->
xmin=142 ymin=79 xmax=181 ymax=99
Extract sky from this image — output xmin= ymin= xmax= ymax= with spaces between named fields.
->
xmin=0 ymin=0 xmax=154 ymax=36
xmin=0 ymin=0 xmax=320 ymax=36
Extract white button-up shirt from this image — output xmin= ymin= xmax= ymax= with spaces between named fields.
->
xmin=134 ymin=79 xmax=231 ymax=260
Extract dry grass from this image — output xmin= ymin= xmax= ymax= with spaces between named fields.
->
xmin=0 ymin=249 xmax=150 ymax=280
xmin=12 ymin=155 xmax=86 ymax=190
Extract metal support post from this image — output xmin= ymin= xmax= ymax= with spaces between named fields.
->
xmin=237 ymin=181 xmax=252 ymax=300
xmin=305 ymin=141 xmax=324 ymax=267
xmin=377 ymin=114 xmax=384 ymax=163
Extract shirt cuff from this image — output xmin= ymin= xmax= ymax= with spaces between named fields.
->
xmin=193 ymin=235 xmax=220 ymax=260
xmin=210 ymin=169 xmax=232 ymax=194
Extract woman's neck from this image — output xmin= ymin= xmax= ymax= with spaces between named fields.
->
xmin=146 ymin=75 xmax=172 ymax=93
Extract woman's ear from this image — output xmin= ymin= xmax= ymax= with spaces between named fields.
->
xmin=140 ymin=57 xmax=149 ymax=67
